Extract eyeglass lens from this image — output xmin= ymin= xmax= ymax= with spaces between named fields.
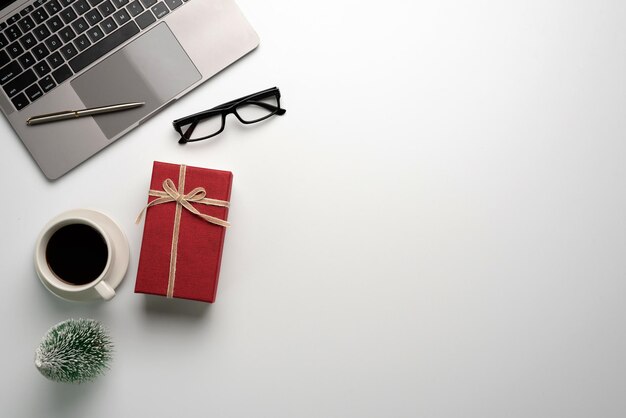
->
xmin=179 ymin=116 xmax=224 ymax=140
xmin=235 ymin=94 xmax=280 ymax=123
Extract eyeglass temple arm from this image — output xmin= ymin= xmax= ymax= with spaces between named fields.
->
xmin=173 ymin=96 xmax=253 ymax=124
xmin=211 ymin=88 xmax=281 ymax=111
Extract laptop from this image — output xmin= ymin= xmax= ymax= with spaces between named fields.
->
xmin=0 ymin=0 xmax=258 ymax=179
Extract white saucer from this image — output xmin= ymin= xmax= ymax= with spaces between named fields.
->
xmin=36 ymin=209 xmax=130 ymax=302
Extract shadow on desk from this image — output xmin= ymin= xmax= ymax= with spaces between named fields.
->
xmin=141 ymin=294 xmax=210 ymax=319
xmin=29 ymin=371 xmax=106 ymax=417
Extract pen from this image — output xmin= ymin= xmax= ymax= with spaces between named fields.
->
xmin=26 ymin=102 xmax=145 ymax=126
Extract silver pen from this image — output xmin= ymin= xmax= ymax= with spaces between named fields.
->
xmin=26 ymin=101 xmax=145 ymax=126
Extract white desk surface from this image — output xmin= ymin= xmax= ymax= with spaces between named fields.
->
xmin=2 ymin=1 xmax=626 ymax=417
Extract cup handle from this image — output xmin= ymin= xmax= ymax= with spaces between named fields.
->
xmin=95 ymin=281 xmax=116 ymax=301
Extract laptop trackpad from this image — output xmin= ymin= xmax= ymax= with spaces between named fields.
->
xmin=71 ymin=23 xmax=201 ymax=139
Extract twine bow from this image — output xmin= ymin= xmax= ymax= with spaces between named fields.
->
xmin=136 ymin=164 xmax=230 ymax=297
xmin=136 ymin=178 xmax=230 ymax=227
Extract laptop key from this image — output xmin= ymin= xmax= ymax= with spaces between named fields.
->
xmin=44 ymin=34 xmax=62 ymax=51
xmin=60 ymin=7 xmax=78 ymax=24
xmin=8 ymin=14 xmax=21 ymax=25
xmin=85 ymin=9 xmax=103 ymax=25
xmin=0 ymin=22 xmax=6 ymax=31
xmin=60 ymin=0 xmax=77 ymax=6
xmin=0 ymin=50 xmax=9 ymax=67
xmin=98 ymin=1 xmax=115 ymax=17
xmin=164 ymin=0 xmax=182 ymax=11
xmin=86 ymin=25 xmax=104 ymax=42
xmin=46 ymin=51 xmax=64 ymax=68
xmin=112 ymin=9 xmax=130 ymax=25
xmin=151 ymin=2 xmax=169 ymax=19
xmin=0 ymin=61 xmax=22 ymax=84
xmin=33 ymin=24 xmax=51 ymax=41
xmin=32 ymin=44 xmax=50 ymax=60
xmin=34 ymin=60 xmax=52 ymax=77
xmin=140 ymin=0 xmax=156 ymax=8
xmin=17 ymin=16 xmax=36 ymax=33
xmin=126 ymin=1 xmax=143 ymax=17
xmin=135 ymin=10 xmax=155 ymax=29
xmin=45 ymin=0 xmax=63 ymax=16
xmin=74 ymin=34 xmax=91 ymax=50
xmin=31 ymin=7 xmax=49 ymax=24
xmin=52 ymin=64 xmax=72 ymax=84
xmin=20 ymin=5 xmax=35 ymax=16
xmin=100 ymin=17 xmax=117 ymax=34
xmin=19 ymin=32 xmax=37 ymax=50
xmin=39 ymin=75 xmax=56 ymax=92
xmin=3 ymin=69 xmax=37 ymax=97
xmin=17 ymin=51 xmax=36 ymax=69
xmin=112 ymin=0 xmax=129 ymax=7
xmin=25 ymin=83 xmax=44 ymax=102
xmin=60 ymin=43 xmax=78 ymax=60
xmin=0 ymin=33 xmax=8 ymax=48
xmin=69 ymin=20 xmax=139 ymax=72
xmin=73 ymin=0 xmax=90 ymax=15
xmin=6 ymin=25 xmax=22 ymax=41
xmin=7 ymin=41 xmax=24 ymax=59
xmin=59 ymin=26 xmax=76 ymax=43
xmin=87 ymin=0 xmax=106 ymax=6
xmin=47 ymin=15 xmax=64 ymax=32
xmin=71 ymin=17 xmax=89 ymax=34
xmin=11 ymin=92 xmax=29 ymax=110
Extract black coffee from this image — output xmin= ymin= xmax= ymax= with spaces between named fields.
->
xmin=46 ymin=223 xmax=108 ymax=285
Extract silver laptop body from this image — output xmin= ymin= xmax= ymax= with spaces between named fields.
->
xmin=0 ymin=0 xmax=258 ymax=179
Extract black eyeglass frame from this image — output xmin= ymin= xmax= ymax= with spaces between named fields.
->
xmin=173 ymin=87 xmax=286 ymax=143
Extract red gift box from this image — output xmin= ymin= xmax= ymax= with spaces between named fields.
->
xmin=135 ymin=161 xmax=232 ymax=303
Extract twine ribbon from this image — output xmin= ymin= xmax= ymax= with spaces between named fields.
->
xmin=136 ymin=164 xmax=230 ymax=297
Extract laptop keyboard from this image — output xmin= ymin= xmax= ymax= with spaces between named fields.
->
xmin=0 ymin=0 xmax=188 ymax=111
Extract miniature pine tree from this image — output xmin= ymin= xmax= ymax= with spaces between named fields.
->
xmin=35 ymin=318 xmax=113 ymax=383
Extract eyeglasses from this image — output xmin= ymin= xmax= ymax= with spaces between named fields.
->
xmin=173 ymin=87 xmax=286 ymax=144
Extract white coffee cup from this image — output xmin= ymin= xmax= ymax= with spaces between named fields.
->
xmin=35 ymin=209 xmax=129 ymax=302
